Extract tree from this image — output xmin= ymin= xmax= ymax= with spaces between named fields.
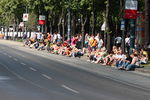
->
xmin=145 ymin=0 xmax=150 ymax=43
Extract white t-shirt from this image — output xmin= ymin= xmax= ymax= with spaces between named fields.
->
xmin=125 ymin=37 xmax=130 ymax=45
xmin=98 ymin=39 xmax=103 ymax=48
xmin=57 ymin=34 xmax=61 ymax=39
xmin=95 ymin=36 xmax=99 ymax=43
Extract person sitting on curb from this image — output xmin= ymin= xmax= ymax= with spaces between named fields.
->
xmin=95 ymin=47 xmax=107 ymax=64
xmin=29 ymin=40 xmax=39 ymax=49
xmin=115 ymin=52 xmax=132 ymax=70
xmin=71 ymin=48 xmax=84 ymax=58
xmin=125 ymin=52 xmax=141 ymax=71
xmin=139 ymin=54 xmax=148 ymax=64
xmin=37 ymin=40 xmax=47 ymax=51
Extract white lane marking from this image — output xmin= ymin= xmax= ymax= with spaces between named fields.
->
xmin=41 ymin=74 xmax=52 ymax=80
xmin=0 ymin=62 xmax=24 ymax=80
xmin=61 ymin=85 xmax=80 ymax=94
xmin=0 ymin=76 xmax=10 ymax=81
xmin=14 ymin=58 xmax=18 ymax=61
xmin=0 ymin=62 xmax=47 ymax=90
xmin=21 ymin=63 xmax=26 ymax=66
xmin=29 ymin=67 xmax=37 ymax=72
xmin=8 ymin=55 xmax=12 ymax=58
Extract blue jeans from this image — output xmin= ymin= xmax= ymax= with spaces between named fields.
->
xmin=116 ymin=60 xmax=124 ymax=68
xmin=126 ymin=64 xmax=139 ymax=70
xmin=122 ymin=62 xmax=130 ymax=68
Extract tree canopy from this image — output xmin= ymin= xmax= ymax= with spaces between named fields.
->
xmin=0 ymin=0 xmax=145 ymax=34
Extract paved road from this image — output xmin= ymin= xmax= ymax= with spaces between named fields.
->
xmin=0 ymin=40 xmax=150 ymax=100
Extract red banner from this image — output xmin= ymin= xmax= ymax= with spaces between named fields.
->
xmin=124 ymin=9 xmax=137 ymax=19
xmin=38 ymin=20 xmax=45 ymax=25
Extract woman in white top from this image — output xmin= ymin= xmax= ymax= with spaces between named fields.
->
xmin=125 ymin=53 xmax=140 ymax=71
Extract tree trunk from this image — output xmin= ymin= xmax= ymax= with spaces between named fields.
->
xmin=85 ymin=13 xmax=90 ymax=34
xmin=106 ymin=0 xmax=112 ymax=53
xmin=58 ymin=16 xmax=62 ymax=34
xmin=91 ymin=12 xmax=96 ymax=35
xmin=62 ymin=18 xmax=65 ymax=42
xmin=58 ymin=9 xmax=64 ymax=35
xmin=49 ymin=22 xmax=52 ymax=34
xmin=72 ymin=14 xmax=76 ymax=36
xmin=81 ymin=15 xmax=87 ymax=48
xmin=45 ymin=12 xmax=49 ymax=33
xmin=145 ymin=0 xmax=150 ymax=43
xmin=92 ymin=0 xmax=96 ymax=35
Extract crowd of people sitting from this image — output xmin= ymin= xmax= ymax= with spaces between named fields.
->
xmin=23 ymin=32 xmax=150 ymax=71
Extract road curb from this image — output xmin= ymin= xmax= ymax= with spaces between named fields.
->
xmin=135 ymin=68 xmax=150 ymax=74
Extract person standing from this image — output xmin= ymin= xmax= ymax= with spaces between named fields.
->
xmin=47 ymin=33 xmax=51 ymax=51
xmin=125 ymin=34 xmax=130 ymax=54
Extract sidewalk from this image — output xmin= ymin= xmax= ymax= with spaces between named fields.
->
xmin=1 ymin=39 xmax=150 ymax=75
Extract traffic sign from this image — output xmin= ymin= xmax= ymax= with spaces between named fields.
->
xmin=23 ymin=13 xmax=29 ymax=22
xmin=121 ymin=20 xmax=125 ymax=30
xmin=38 ymin=15 xmax=46 ymax=25
xmin=125 ymin=0 xmax=138 ymax=10
xmin=124 ymin=0 xmax=138 ymax=19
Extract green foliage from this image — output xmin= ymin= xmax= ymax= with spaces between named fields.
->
xmin=26 ymin=12 xmax=38 ymax=31
xmin=138 ymin=0 xmax=145 ymax=11
xmin=0 ymin=0 xmax=145 ymax=33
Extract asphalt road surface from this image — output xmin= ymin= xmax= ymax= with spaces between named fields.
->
xmin=0 ymin=40 xmax=150 ymax=100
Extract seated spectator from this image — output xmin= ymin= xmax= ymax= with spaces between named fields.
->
xmin=103 ymin=53 xmax=114 ymax=65
xmin=71 ymin=48 xmax=83 ymax=58
xmin=87 ymin=50 xmax=97 ymax=63
xmin=125 ymin=53 xmax=140 ymax=71
xmin=140 ymin=48 xmax=148 ymax=59
xmin=119 ymin=54 xmax=132 ymax=70
xmin=30 ymin=41 xmax=39 ymax=49
xmin=63 ymin=45 xmax=72 ymax=56
xmin=140 ymin=54 xmax=148 ymax=64
xmin=37 ymin=40 xmax=47 ymax=51
xmin=23 ymin=38 xmax=30 ymax=46
xmin=51 ymin=44 xmax=60 ymax=54
xmin=95 ymin=47 xmax=107 ymax=64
